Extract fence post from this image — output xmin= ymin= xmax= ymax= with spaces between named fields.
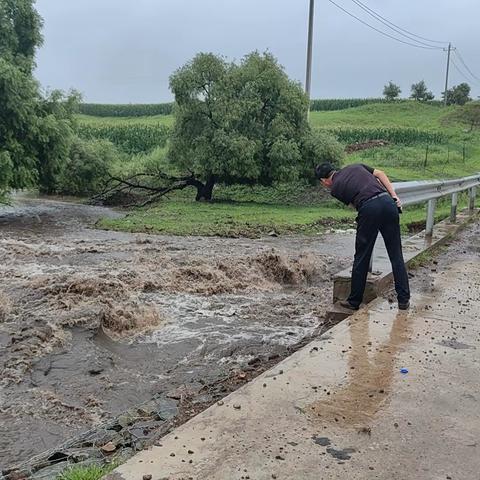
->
xmin=450 ymin=192 xmax=458 ymax=223
xmin=426 ymin=199 xmax=436 ymax=237
xmin=469 ymin=187 xmax=476 ymax=211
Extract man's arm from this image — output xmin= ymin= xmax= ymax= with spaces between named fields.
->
xmin=372 ymin=169 xmax=402 ymax=208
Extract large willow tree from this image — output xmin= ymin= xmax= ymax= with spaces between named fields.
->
xmin=168 ymin=52 xmax=343 ymax=200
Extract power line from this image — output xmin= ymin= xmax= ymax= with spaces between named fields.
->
xmin=349 ymin=0 xmax=448 ymax=45
xmin=450 ymin=57 xmax=480 ymax=86
xmin=454 ymin=49 xmax=480 ymax=83
xmin=349 ymin=0 xmax=445 ymax=49
xmin=327 ymin=0 xmax=442 ymax=50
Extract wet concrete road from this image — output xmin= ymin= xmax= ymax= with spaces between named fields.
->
xmin=0 ymin=196 xmax=355 ymax=467
xmin=108 ymin=221 xmax=480 ymax=480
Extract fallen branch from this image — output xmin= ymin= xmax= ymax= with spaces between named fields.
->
xmin=92 ymin=171 xmax=212 ymax=206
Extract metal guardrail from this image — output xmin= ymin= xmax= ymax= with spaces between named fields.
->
xmin=393 ymin=174 xmax=480 ymax=207
xmin=393 ymin=173 xmax=480 ymax=237
xmin=368 ymin=173 xmax=479 ymax=273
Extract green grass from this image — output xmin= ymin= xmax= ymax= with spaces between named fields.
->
xmin=347 ymin=143 xmax=479 ymax=181
xmin=88 ymin=101 xmax=478 ymax=237
xmin=309 ymin=102 xmax=480 ymax=180
xmin=98 ymin=192 xmax=469 ymax=237
xmin=79 ymin=102 xmax=450 ymax=130
xmin=98 ymin=199 xmax=356 ymax=237
xmin=56 ymin=463 xmax=115 ymax=480
xmin=309 ymin=102 xmax=452 ymax=131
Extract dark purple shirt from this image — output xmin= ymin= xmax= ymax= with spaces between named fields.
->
xmin=330 ymin=164 xmax=386 ymax=210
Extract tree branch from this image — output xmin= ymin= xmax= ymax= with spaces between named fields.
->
xmin=91 ymin=170 xmax=207 ymax=207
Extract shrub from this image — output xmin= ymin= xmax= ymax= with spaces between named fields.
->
xmin=56 ymin=137 xmax=117 ymax=195
xmin=302 ymin=131 xmax=344 ymax=182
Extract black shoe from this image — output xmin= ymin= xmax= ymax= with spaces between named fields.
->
xmin=339 ymin=300 xmax=359 ymax=311
xmin=398 ymin=301 xmax=410 ymax=310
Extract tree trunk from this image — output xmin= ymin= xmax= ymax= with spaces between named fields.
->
xmin=195 ymin=175 xmax=215 ymax=201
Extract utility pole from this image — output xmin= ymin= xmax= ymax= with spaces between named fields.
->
xmin=305 ymin=0 xmax=315 ymax=113
xmin=443 ymin=42 xmax=452 ymax=107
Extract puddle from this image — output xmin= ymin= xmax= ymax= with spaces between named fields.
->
xmin=306 ymin=309 xmax=413 ymax=428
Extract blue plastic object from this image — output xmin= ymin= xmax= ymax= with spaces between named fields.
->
xmin=400 ymin=368 xmax=409 ymax=374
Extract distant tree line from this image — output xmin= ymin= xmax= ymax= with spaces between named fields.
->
xmin=383 ymin=80 xmax=472 ymax=105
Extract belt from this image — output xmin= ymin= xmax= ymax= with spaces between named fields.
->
xmin=358 ymin=192 xmax=389 ymax=209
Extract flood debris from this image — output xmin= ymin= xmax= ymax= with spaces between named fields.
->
xmin=312 ymin=436 xmax=331 ymax=446
xmin=326 ymin=447 xmax=356 ymax=461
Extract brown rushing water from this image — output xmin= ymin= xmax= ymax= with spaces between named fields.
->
xmin=0 ymin=195 xmax=354 ymax=468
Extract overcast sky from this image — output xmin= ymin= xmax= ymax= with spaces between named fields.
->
xmin=34 ymin=0 xmax=479 ymax=103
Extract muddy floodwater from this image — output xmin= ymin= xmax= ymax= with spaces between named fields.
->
xmin=0 ymin=195 xmax=355 ymax=469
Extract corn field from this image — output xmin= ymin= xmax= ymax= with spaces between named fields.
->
xmin=78 ymin=99 xmax=446 ymax=118
xmin=77 ymin=124 xmax=170 ymax=154
xmin=310 ymin=98 xmax=443 ymax=112
xmin=323 ymin=127 xmax=446 ymax=145
xmin=79 ymin=103 xmax=173 ymax=117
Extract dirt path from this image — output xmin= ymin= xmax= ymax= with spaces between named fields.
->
xmin=0 ymin=196 xmax=353 ymax=470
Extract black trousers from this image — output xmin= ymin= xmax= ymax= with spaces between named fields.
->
xmin=348 ymin=195 xmax=410 ymax=307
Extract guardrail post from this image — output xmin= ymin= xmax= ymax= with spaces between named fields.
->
xmin=469 ymin=187 xmax=476 ymax=211
xmin=426 ymin=199 xmax=436 ymax=237
xmin=450 ymin=192 xmax=458 ymax=223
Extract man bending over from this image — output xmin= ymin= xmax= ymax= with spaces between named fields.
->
xmin=315 ymin=163 xmax=410 ymax=310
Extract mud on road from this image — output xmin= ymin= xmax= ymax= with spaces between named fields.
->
xmin=0 ymin=196 xmax=353 ymax=472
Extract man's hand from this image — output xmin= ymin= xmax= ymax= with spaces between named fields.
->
xmin=393 ymin=196 xmax=402 ymax=209
xmin=373 ymin=169 xmax=399 ymax=202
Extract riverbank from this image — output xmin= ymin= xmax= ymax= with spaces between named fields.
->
xmin=97 ymin=193 xmax=469 ymax=237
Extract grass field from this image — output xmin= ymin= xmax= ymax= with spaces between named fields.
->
xmin=310 ymin=102 xmax=448 ymax=130
xmin=98 ymin=192 xmax=469 ymax=237
xmin=79 ymin=101 xmax=479 ymax=237
xmin=310 ymin=102 xmax=480 ymax=180
xmin=77 ymin=102 xmax=480 ymax=180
